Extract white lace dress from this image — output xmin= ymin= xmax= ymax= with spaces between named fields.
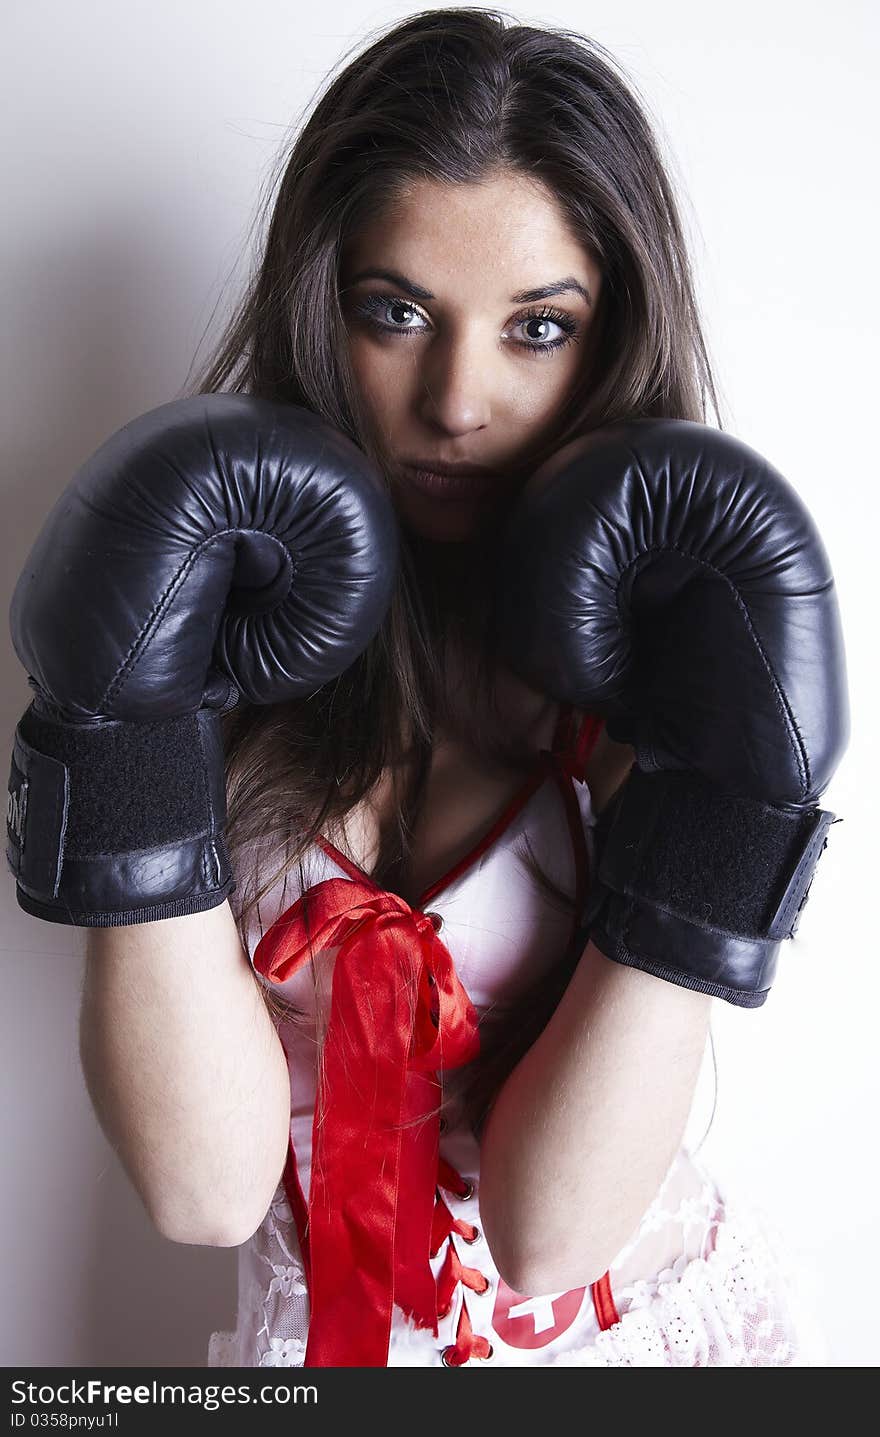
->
xmin=208 ymin=1139 xmax=826 ymax=1368
xmin=207 ymin=718 xmax=828 ymax=1368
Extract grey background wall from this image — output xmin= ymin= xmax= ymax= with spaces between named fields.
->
xmin=2 ymin=0 xmax=876 ymax=1367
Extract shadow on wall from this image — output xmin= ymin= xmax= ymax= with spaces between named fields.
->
xmin=80 ymin=1163 xmax=237 ymax=1368
xmin=1 ymin=216 xmax=247 ymax=1366
xmin=0 ymin=898 xmax=237 ymax=1367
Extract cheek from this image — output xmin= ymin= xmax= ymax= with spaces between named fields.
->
xmin=346 ymin=335 xmax=412 ymax=419
xmin=504 ymin=354 xmax=583 ymax=427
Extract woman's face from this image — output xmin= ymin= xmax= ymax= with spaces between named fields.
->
xmin=340 ymin=170 xmax=603 ymax=542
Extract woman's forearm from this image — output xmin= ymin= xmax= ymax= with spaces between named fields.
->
xmin=79 ymin=900 xmax=291 ymax=1247
xmin=478 ymin=939 xmax=712 ymax=1294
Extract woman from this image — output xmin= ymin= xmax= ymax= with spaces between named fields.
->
xmin=44 ymin=2 xmax=828 ymax=1368
xmin=182 ymin=9 xmax=830 ymax=1366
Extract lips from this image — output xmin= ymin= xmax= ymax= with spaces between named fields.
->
xmin=401 ymin=464 xmax=506 ymax=500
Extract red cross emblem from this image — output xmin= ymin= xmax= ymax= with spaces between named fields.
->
xmin=491 ymin=1277 xmax=588 ymax=1348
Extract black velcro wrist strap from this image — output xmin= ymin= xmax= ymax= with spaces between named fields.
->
xmin=589 ymin=893 xmax=778 ymax=1007
xmin=6 ymin=701 xmax=232 ymax=926
xmin=586 ymin=766 xmax=836 ymax=1005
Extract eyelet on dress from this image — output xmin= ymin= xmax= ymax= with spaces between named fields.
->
xmin=461 ymin=1225 xmax=481 ymax=1244
xmin=425 ymin=910 xmax=444 ymax=932
xmin=456 ymin=1179 xmax=475 ymax=1201
xmin=441 ymin=1341 xmax=493 ymax=1365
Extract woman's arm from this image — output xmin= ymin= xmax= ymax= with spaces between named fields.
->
xmin=79 ymin=899 xmax=292 ymax=1247
xmin=478 ymin=939 xmax=711 ymax=1294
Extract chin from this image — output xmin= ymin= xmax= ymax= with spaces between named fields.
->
xmin=396 ymin=493 xmax=509 ymax=546
xmin=404 ymin=516 xmax=497 ymax=547
xmin=405 ymin=519 xmax=479 ymax=544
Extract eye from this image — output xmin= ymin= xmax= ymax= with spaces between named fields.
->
xmin=349 ymin=294 xmax=581 ymax=356
xmin=355 ymin=295 xmax=429 ymax=336
xmin=513 ymin=308 xmax=581 ymax=356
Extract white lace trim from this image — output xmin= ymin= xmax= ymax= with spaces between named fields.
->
xmin=207 ymin=1151 xmax=828 ymax=1368
xmin=208 ymin=1186 xmax=312 ymax=1368
xmin=548 ymin=1193 xmax=828 ymax=1367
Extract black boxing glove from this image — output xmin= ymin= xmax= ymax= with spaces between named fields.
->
xmin=493 ymin=419 xmax=850 ymax=1007
xmin=6 ymin=393 xmax=398 ymax=927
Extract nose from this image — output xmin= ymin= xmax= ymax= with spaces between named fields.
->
xmin=416 ymin=332 xmax=492 ymax=435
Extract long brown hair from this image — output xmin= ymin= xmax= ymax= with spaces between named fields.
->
xmin=183 ymin=6 xmax=724 ymax=1140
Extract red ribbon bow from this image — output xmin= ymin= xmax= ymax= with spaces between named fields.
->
xmin=252 ymin=875 xmax=481 ymax=1367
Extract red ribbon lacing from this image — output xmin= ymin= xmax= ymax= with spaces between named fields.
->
xmin=252 ymin=706 xmax=619 ymax=1366
xmin=252 ymin=876 xmax=481 ymax=1366
xmin=433 ymin=1156 xmax=492 ymax=1364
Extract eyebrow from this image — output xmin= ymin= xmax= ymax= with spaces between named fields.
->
xmin=344 ymin=266 xmax=593 ymax=307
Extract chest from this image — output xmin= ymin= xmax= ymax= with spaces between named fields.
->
xmin=327 ymin=714 xmax=555 ymax=905
xmin=398 ymin=724 xmax=556 ymax=906
xmin=324 ymin=699 xmax=633 ymax=908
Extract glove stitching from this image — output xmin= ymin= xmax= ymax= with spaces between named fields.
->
xmin=99 ymin=527 xmax=244 ymax=712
